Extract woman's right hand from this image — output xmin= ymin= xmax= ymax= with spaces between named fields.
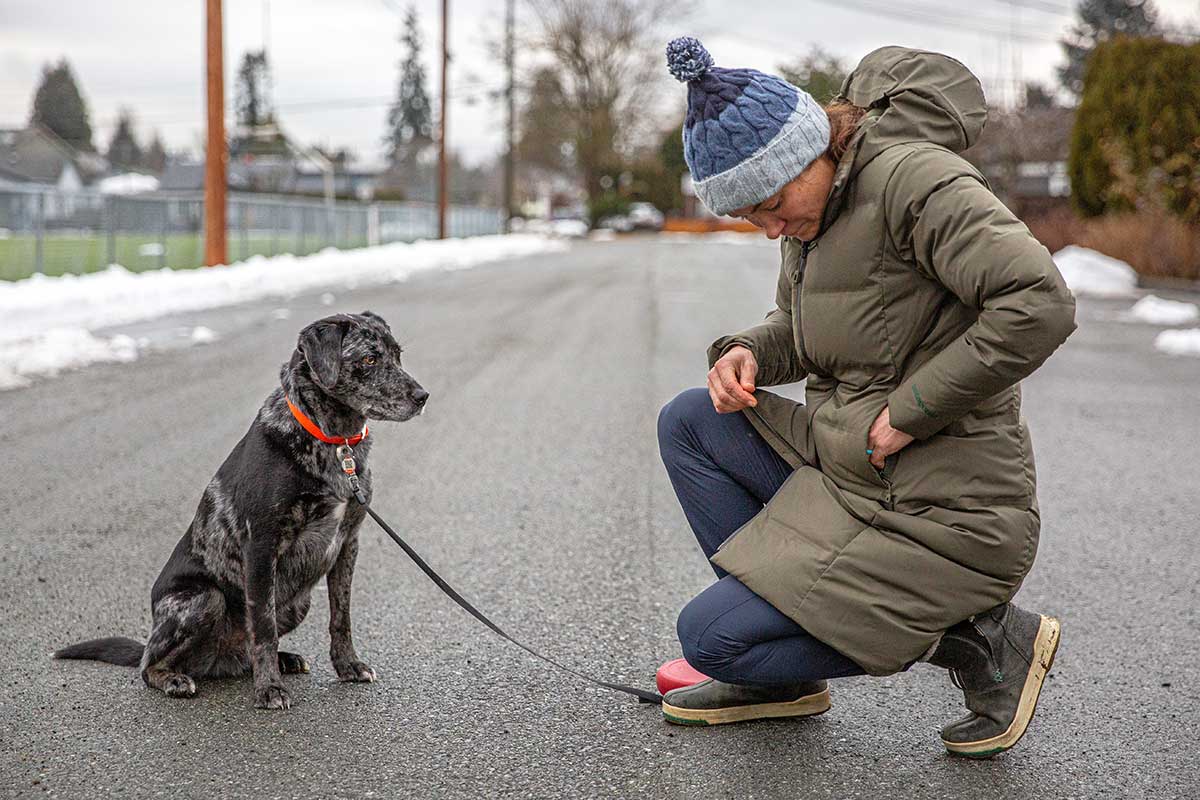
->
xmin=708 ymin=345 xmax=759 ymax=413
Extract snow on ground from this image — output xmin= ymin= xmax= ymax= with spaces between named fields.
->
xmin=1053 ymin=245 xmax=1138 ymax=298
xmin=0 ymin=234 xmax=566 ymax=390
xmin=1154 ymin=328 xmax=1200 ymax=357
xmin=96 ymin=172 xmax=160 ymax=195
xmin=1125 ymin=295 xmax=1200 ymax=325
xmin=0 ymin=329 xmax=139 ymax=389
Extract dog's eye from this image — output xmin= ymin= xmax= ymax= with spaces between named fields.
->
xmin=362 ymin=355 xmax=376 ymax=366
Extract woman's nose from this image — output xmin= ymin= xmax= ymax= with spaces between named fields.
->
xmin=764 ymin=218 xmax=785 ymax=239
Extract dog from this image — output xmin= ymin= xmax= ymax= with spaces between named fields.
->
xmin=55 ymin=311 xmax=428 ymax=709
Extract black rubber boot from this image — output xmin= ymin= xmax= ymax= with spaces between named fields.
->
xmin=662 ymin=679 xmax=830 ymax=726
xmin=928 ymin=602 xmax=1061 ymax=758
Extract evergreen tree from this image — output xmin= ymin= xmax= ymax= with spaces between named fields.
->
xmin=106 ymin=107 xmax=143 ymax=169
xmin=383 ymin=5 xmax=434 ymax=168
xmin=142 ymin=132 xmax=168 ymax=174
xmin=1068 ymin=37 xmax=1200 ymax=222
xmin=235 ymin=50 xmax=274 ymax=130
xmin=1058 ymin=0 xmax=1159 ymax=99
xmin=30 ymin=59 xmax=94 ymax=152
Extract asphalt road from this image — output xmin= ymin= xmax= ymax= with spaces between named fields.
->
xmin=1 ymin=237 xmax=1197 ymax=799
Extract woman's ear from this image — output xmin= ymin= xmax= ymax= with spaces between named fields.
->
xmin=299 ymin=320 xmax=345 ymax=389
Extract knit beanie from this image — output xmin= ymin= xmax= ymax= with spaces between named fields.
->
xmin=666 ymin=37 xmax=830 ymax=216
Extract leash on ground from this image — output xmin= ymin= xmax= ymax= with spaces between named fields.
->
xmin=337 ymin=449 xmax=663 ymax=705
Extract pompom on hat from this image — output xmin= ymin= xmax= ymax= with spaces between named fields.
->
xmin=666 ymin=36 xmax=830 ymax=216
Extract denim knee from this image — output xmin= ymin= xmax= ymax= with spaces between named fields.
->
xmin=676 ymin=592 xmax=738 ymax=675
xmin=657 ymin=387 xmax=711 ymax=460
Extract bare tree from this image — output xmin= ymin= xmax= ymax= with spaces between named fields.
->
xmin=524 ymin=0 xmax=680 ymax=200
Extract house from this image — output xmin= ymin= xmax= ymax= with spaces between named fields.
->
xmin=0 ymin=124 xmax=108 ymax=191
xmin=964 ymin=105 xmax=1076 ymax=218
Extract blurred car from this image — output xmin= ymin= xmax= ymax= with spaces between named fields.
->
xmin=627 ymin=202 xmax=665 ymax=231
xmin=595 ymin=214 xmax=634 ymax=233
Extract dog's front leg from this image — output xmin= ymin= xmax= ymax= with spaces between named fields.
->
xmin=245 ymin=534 xmax=290 ymax=709
xmin=328 ymin=530 xmax=376 ymax=683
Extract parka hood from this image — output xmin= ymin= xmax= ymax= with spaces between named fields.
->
xmin=815 ymin=46 xmax=988 ymax=236
xmin=840 ymin=46 xmax=987 ymax=161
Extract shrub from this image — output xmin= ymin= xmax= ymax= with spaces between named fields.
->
xmin=1069 ymin=36 xmax=1200 ymax=223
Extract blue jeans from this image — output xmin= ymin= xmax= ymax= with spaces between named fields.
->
xmin=657 ymin=387 xmax=866 ymax=686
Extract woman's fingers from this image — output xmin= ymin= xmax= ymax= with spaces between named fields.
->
xmin=708 ymin=370 xmax=748 ymax=413
xmin=712 ymin=361 xmax=756 ymax=410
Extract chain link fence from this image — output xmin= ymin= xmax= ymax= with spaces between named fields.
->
xmin=0 ymin=186 xmax=505 ymax=281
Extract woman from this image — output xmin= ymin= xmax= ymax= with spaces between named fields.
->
xmin=656 ymin=39 xmax=1077 ymax=758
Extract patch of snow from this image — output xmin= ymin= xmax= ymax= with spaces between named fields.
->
xmin=1126 ymin=295 xmax=1200 ymax=326
xmin=588 ymin=229 xmax=617 ymax=241
xmin=0 ymin=234 xmax=566 ymax=390
xmin=1154 ymin=328 xmax=1200 ymax=357
xmin=1052 ymin=245 xmax=1137 ymax=298
xmin=97 ymin=172 xmax=160 ymax=195
xmin=271 ymin=308 xmax=292 ymax=320
xmin=190 ymin=326 xmax=218 ymax=343
xmin=320 ymin=292 xmax=336 ymax=306
xmin=138 ymin=242 xmax=165 ymax=257
xmin=0 ymin=328 xmax=139 ymax=389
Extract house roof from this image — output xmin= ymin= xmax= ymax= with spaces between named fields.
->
xmin=0 ymin=124 xmax=108 ymax=185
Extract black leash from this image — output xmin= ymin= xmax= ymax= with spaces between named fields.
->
xmin=336 ymin=448 xmax=663 ymax=705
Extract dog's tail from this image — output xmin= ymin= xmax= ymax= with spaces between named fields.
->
xmin=54 ymin=636 xmax=144 ymax=667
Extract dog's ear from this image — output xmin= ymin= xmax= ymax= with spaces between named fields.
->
xmin=299 ymin=320 xmax=345 ymax=389
xmin=360 ymin=310 xmax=390 ymax=330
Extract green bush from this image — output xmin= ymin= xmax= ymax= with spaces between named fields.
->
xmin=1069 ymin=36 xmax=1200 ymax=223
xmin=587 ymin=191 xmax=631 ymax=224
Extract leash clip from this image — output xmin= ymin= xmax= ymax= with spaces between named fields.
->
xmin=336 ymin=444 xmax=357 ymax=476
xmin=336 ymin=444 xmax=369 ymax=505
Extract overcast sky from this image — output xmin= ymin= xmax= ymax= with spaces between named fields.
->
xmin=3 ymin=0 xmax=1198 ymax=169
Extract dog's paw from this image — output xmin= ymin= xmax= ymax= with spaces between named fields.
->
xmin=254 ymin=683 xmax=292 ymax=710
xmin=277 ymin=651 xmax=310 ymax=675
xmin=335 ymin=660 xmax=377 ymax=683
xmin=163 ymin=673 xmax=197 ymax=698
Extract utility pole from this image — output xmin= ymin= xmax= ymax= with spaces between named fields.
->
xmin=204 ymin=0 xmax=227 ymax=266
xmin=503 ymin=0 xmax=515 ymax=232
xmin=437 ymin=0 xmax=449 ymax=239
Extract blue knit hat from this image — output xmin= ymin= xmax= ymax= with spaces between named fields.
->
xmin=667 ymin=37 xmax=830 ymax=216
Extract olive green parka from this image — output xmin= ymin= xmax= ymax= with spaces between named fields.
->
xmin=705 ymin=46 xmax=1077 ymax=675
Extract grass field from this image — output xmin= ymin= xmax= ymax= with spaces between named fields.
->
xmin=0 ymin=232 xmax=371 ymax=281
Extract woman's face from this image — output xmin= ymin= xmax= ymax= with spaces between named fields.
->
xmin=729 ymin=154 xmax=835 ymax=241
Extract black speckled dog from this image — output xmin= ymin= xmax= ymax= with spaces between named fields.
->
xmin=55 ymin=311 xmax=428 ymax=710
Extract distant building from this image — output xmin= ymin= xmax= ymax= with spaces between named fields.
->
xmin=964 ymin=106 xmax=1076 ymax=218
xmin=0 ymin=124 xmax=109 ymax=190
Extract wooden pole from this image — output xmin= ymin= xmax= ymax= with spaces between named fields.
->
xmin=437 ymin=0 xmax=448 ymax=239
xmin=504 ymin=0 xmax=514 ymax=232
xmin=204 ymin=0 xmax=227 ymax=266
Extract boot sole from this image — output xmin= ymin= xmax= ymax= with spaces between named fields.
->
xmin=942 ymin=614 xmax=1061 ymax=758
xmin=662 ymin=687 xmax=831 ymax=726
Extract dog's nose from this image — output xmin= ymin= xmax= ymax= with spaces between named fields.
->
xmin=413 ymin=388 xmax=430 ymax=406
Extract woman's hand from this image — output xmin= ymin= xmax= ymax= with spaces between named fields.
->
xmin=867 ymin=406 xmax=915 ymax=469
xmin=708 ymin=346 xmax=759 ymax=413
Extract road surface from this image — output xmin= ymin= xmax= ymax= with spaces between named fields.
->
xmin=1 ymin=237 xmax=1197 ymax=799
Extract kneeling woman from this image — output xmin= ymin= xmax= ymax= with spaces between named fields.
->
xmin=657 ymin=39 xmax=1076 ymax=758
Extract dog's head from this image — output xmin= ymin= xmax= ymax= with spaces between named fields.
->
xmin=296 ymin=311 xmax=428 ymax=421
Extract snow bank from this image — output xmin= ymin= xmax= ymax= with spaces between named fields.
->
xmin=1126 ymin=295 xmax=1200 ymax=325
xmin=1052 ymin=245 xmax=1138 ymax=298
xmin=97 ymin=172 xmax=160 ymax=195
xmin=1154 ymin=328 xmax=1200 ymax=357
xmin=0 ymin=328 xmax=138 ymax=389
xmin=0 ymin=234 xmax=566 ymax=389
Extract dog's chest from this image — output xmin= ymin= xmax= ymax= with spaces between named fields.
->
xmin=283 ymin=499 xmax=351 ymax=579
